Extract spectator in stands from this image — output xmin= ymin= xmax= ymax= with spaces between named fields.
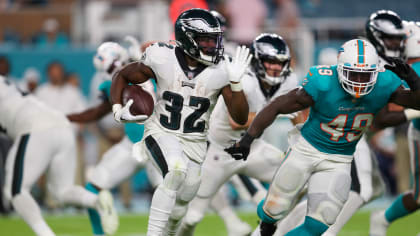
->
xmin=19 ymin=67 xmax=40 ymax=93
xmin=34 ymin=18 xmax=70 ymax=48
xmin=224 ymin=0 xmax=267 ymax=46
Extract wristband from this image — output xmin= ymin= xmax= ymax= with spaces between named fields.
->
xmin=230 ymin=81 xmax=243 ymax=92
xmin=112 ymin=104 xmax=122 ymax=113
xmin=404 ymin=109 xmax=420 ymax=120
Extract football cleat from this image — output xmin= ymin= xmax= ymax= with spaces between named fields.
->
xmin=96 ymin=190 xmax=119 ymax=235
xmin=369 ymin=210 xmax=389 ymax=236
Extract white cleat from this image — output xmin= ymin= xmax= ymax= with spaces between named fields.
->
xmin=369 ymin=210 xmax=389 ymax=236
xmin=227 ymin=220 xmax=253 ymax=236
xmin=96 ymin=190 xmax=119 ymax=235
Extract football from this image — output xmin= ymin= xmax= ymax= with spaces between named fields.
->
xmin=122 ymin=84 xmax=154 ymax=117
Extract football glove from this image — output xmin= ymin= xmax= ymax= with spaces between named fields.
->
xmin=385 ymin=58 xmax=420 ymax=90
xmin=224 ymin=132 xmax=255 ymax=161
xmin=112 ymin=99 xmax=148 ymax=123
xmin=225 ymin=46 xmax=253 ymax=88
xmin=124 ymin=35 xmax=142 ymax=61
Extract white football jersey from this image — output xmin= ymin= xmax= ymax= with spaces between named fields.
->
xmin=0 ymin=76 xmax=69 ymax=139
xmin=208 ymin=71 xmax=299 ymax=147
xmin=141 ymin=43 xmax=230 ymax=141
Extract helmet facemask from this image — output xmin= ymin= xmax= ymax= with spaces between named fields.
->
xmin=337 ymin=65 xmax=378 ymax=98
xmin=185 ymin=32 xmax=224 ymax=66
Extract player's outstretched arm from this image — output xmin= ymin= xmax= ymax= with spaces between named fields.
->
xmin=247 ymin=88 xmax=314 ymax=138
xmin=67 ymin=101 xmax=111 ymax=123
xmin=225 ymin=88 xmax=314 ymax=161
xmin=110 ymin=62 xmax=155 ymax=122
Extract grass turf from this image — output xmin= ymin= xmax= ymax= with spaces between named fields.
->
xmin=0 ymin=211 xmax=419 ymax=235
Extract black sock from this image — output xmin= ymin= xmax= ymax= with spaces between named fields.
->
xmin=260 ymin=221 xmax=277 ymax=236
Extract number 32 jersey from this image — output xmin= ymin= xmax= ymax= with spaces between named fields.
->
xmin=301 ymin=65 xmax=401 ymax=156
xmin=141 ymin=43 xmax=231 ymax=142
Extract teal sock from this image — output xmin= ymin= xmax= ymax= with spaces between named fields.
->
xmin=385 ymin=194 xmax=411 ymax=223
xmin=285 ymin=216 xmax=328 ymax=236
xmin=257 ymin=199 xmax=278 ymax=224
xmin=85 ymin=183 xmax=104 ymax=235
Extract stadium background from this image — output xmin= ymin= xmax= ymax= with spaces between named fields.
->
xmin=0 ymin=0 xmax=419 ymax=235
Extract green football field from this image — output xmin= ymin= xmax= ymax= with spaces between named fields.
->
xmin=0 ymin=211 xmax=419 ymax=236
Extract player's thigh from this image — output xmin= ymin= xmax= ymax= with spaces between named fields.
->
xmin=47 ymin=127 xmax=78 ymax=195
xmin=307 ymin=160 xmax=351 ymax=225
xmin=89 ymin=137 xmax=139 ymax=189
xmin=242 ymin=139 xmax=283 ymax=182
xmin=264 ymin=149 xmax=313 ymax=216
xmin=196 ymin=143 xmax=240 ymax=198
xmin=4 ymin=132 xmax=53 ymax=200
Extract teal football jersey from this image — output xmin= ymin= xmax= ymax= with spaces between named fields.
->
xmin=99 ymin=80 xmax=145 ymax=143
xmin=411 ymin=61 xmax=420 ymax=130
xmin=300 ymin=65 xmax=402 ymax=155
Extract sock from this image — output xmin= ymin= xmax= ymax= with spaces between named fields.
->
xmin=257 ymin=199 xmax=278 ymax=224
xmin=12 ymin=191 xmax=55 ymax=236
xmin=385 ymin=194 xmax=411 ymax=223
xmin=277 ymin=200 xmax=307 ymax=235
xmin=85 ymin=182 xmax=104 ymax=236
xmin=325 ymin=191 xmax=364 ymax=235
xmin=147 ymin=185 xmax=177 ymax=236
xmin=60 ymin=185 xmax=98 ymax=208
xmin=285 ymin=216 xmax=328 ymax=236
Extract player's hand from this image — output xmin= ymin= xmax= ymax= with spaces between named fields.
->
xmin=225 ymin=45 xmax=253 ymax=84
xmin=125 ymin=35 xmax=142 ymax=60
xmin=385 ymin=58 xmax=419 ymax=90
xmin=112 ymin=100 xmax=149 ymax=123
xmin=224 ymin=142 xmax=250 ymax=161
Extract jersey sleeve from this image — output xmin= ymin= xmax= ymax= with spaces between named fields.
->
xmin=98 ymin=80 xmax=111 ymax=102
xmin=141 ymin=42 xmax=174 ymax=72
xmin=301 ymin=66 xmax=320 ymax=101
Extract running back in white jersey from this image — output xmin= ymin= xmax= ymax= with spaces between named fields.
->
xmin=141 ymin=43 xmax=230 ymax=141
xmin=208 ymin=71 xmax=299 ymax=147
xmin=0 ymin=76 xmax=69 ymax=139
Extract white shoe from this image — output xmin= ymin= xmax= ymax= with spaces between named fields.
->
xmin=227 ymin=220 xmax=253 ymax=236
xmin=96 ymin=190 xmax=119 ymax=235
xmin=369 ymin=210 xmax=389 ymax=236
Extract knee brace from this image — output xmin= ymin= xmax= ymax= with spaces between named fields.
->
xmin=163 ymin=169 xmax=187 ymax=191
xmin=308 ymin=174 xmax=351 ymax=225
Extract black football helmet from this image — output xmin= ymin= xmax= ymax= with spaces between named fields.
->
xmin=175 ymin=8 xmax=224 ymax=65
xmin=366 ymin=10 xmax=406 ymax=59
xmin=210 ymin=10 xmax=227 ymax=32
xmin=250 ymin=33 xmax=291 ymax=86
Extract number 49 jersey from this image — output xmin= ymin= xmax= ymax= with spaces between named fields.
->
xmin=141 ymin=43 xmax=231 ymax=141
xmin=301 ymin=65 xmax=401 ymax=156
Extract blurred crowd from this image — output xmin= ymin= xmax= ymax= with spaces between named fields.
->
xmin=0 ymin=0 xmax=416 ymax=213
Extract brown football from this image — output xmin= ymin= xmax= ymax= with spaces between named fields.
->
xmin=122 ymin=84 xmax=154 ymax=117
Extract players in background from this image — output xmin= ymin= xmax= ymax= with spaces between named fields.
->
xmin=178 ymin=33 xmax=306 ymax=236
xmin=67 ymin=40 xmax=161 ymax=236
xmin=369 ymin=21 xmax=420 ymax=236
xmin=0 ymin=76 xmax=115 ymax=236
xmin=110 ymin=8 xmax=250 ymax=236
xmin=225 ymin=39 xmax=420 ymax=236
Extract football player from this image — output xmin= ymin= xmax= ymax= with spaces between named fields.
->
xmin=67 ymin=40 xmax=160 ymax=236
xmin=0 ymin=76 xmax=115 ymax=236
xmin=177 ymin=33 xmax=305 ymax=236
xmin=226 ymin=39 xmax=420 ymax=236
xmin=110 ymin=8 xmax=250 ymax=236
xmin=369 ymin=22 xmax=420 ymax=236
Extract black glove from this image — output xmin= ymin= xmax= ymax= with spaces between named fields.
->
xmin=385 ymin=58 xmax=420 ymax=90
xmin=224 ymin=132 xmax=255 ymax=161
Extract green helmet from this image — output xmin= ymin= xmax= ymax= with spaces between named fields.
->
xmin=175 ymin=8 xmax=224 ymax=65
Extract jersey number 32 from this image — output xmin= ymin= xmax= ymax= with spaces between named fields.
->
xmin=160 ymin=91 xmax=210 ymax=133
